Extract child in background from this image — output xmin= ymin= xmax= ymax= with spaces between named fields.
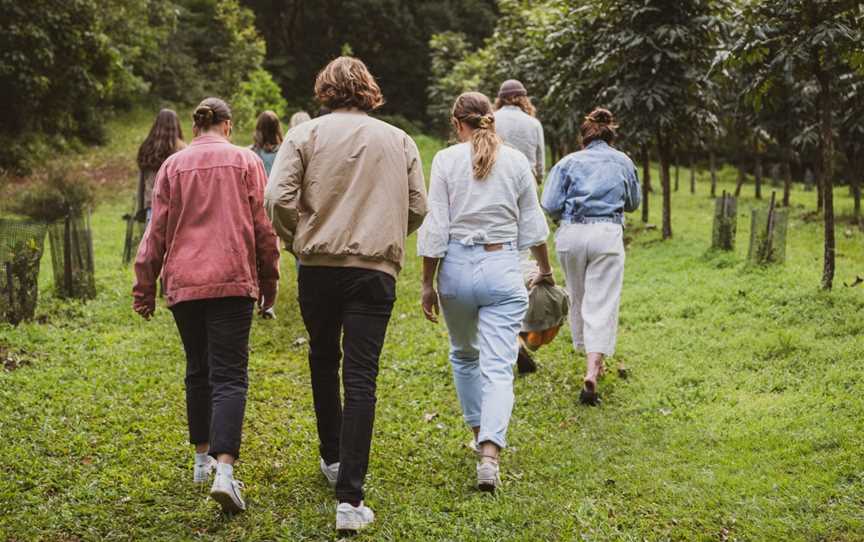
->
xmin=250 ymin=111 xmax=283 ymax=176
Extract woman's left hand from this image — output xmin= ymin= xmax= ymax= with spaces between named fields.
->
xmin=529 ymin=271 xmax=555 ymax=289
xmin=421 ymin=286 xmax=440 ymax=323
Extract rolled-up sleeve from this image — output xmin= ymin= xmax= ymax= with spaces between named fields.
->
xmin=541 ymin=161 xmax=569 ymax=220
xmin=264 ymin=135 xmax=304 ymax=252
xmin=516 ymin=167 xmax=550 ymax=250
xmin=416 ymin=153 xmax=450 ymax=258
xmin=623 ymin=161 xmax=642 ymax=213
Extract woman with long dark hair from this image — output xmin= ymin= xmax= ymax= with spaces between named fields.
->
xmin=249 ymin=110 xmax=283 ymax=176
xmin=418 ymin=92 xmax=553 ymax=492
xmin=133 ymin=97 xmax=280 ymax=514
xmin=136 ymin=109 xmax=185 ymax=221
xmin=541 ymin=108 xmax=641 ymax=406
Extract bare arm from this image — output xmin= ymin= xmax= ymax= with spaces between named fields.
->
xmin=529 ymin=243 xmax=556 ymax=288
xmin=421 ymin=257 xmax=441 ymax=323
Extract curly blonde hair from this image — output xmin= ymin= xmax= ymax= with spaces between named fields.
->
xmin=314 ymin=57 xmax=385 ymax=112
xmin=494 ymin=94 xmax=537 ymax=117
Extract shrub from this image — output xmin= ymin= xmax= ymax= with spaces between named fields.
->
xmin=11 ymin=171 xmax=95 ymax=223
xmin=231 ymin=69 xmax=288 ymax=132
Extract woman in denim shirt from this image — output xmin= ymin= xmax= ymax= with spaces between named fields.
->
xmin=540 ymin=108 xmax=640 ymax=405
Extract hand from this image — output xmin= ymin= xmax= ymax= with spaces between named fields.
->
xmin=421 ymin=285 xmax=440 ymax=323
xmin=134 ymin=300 xmax=155 ymax=320
xmin=529 ymin=270 xmax=555 ymax=289
xmin=258 ymin=282 xmax=278 ymax=317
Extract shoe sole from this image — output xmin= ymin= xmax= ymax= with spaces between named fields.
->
xmin=336 ymin=521 xmax=371 ymax=533
xmin=210 ymin=489 xmax=245 ymax=514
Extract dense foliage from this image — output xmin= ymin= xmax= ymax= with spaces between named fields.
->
xmin=0 ymin=0 xmax=268 ymax=174
xmin=241 ymin=0 xmax=499 ymax=121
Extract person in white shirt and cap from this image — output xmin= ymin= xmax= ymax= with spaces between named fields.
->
xmin=494 ymin=79 xmax=564 ymax=374
xmin=494 ymin=79 xmax=545 ymax=184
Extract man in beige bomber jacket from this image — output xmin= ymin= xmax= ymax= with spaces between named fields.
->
xmin=264 ymin=57 xmax=427 ymax=532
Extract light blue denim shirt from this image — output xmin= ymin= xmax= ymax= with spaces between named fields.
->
xmin=540 ymin=140 xmax=641 ymax=223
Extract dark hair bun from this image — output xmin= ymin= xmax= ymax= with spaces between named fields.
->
xmin=587 ymin=108 xmax=614 ymax=125
xmin=192 ymin=98 xmax=232 ymax=130
xmin=193 ymin=106 xmax=215 ymax=127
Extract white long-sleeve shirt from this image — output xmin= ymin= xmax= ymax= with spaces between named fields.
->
xmin=417 ymin=142 xmax=549 ymax=258
xmin=494 ymin=105 xmax=545 ymax=180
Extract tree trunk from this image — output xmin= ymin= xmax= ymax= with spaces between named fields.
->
xmin=754 ymin=149 xmax=763 ymax=199
xmin=816 ymin=162 xmax=824 ymax=211
xmin=710 ymin=150 xmax=718 ymax=197
xmin=689 ymin=154 xmax=696 ymax=194
xmin=854 ymin=172 xmax=862 ymax=222
xmin=674 ymin=159 xmax=680 ymax=192
xmin=816 ymin=70 xmax=835 ymax=290
xmin=641 ymin=145 xmax=651 ymax=223
xmin=734 ymin=162 xmax=746 ymax=197
xmin=844 ymin=149 xmax=861 ymax=222
xmin=782 ymin=157 xmax=792 ymax=208
xmin=657 ymin=134 xmax=673 ymax=239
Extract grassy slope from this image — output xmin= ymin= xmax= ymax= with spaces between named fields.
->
xmin=1 ymin=110 xmax=863 ymax=541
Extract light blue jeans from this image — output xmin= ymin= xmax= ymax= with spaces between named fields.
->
xmin=438 ymin=241 xmax=528 ymax=449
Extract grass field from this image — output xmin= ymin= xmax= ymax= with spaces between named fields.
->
xmin=1 ymin=110 xmax=863 ymax=541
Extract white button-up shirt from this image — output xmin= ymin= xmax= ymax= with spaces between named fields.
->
xmin=417 ymin=142 xmax=550 ymax=258
xmin=494 ymin=105 xmax=545 ymax=180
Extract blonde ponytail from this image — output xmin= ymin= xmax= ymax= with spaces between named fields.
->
xmin=452 ymin=92 xmax=501 ymax=180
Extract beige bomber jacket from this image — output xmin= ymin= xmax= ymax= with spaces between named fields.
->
xmin=264 ymin=111 xmax=428 ymax=278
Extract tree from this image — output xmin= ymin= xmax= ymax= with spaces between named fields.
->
xmin=590 ymin=0 xmax=730 ymax=239
xmin=426 ymin=32 xmax=495 ymax=134
xmin=734 ymin=0 xmax=863 ymax=290
xmin=242 ymin=0 xmax=498 ymax=120
xmin=838 ymin=69 xmax=864 ymax=222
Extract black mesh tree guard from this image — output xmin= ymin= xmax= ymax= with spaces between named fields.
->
xmin=0 ymin=219 xmax=48 ymax=324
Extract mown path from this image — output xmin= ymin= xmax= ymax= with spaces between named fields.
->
xmin=2 ymin=122 xmax=863 ymax=540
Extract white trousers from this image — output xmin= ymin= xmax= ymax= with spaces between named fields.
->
xmin=555 ymin=223 xmax=625 ymax=356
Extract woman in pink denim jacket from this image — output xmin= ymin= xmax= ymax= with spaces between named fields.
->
xmin=133 ymin=97 xmax=280 ymax=515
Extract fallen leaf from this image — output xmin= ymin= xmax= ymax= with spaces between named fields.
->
xmin=423 ymin=412 xmax=438 ymax=422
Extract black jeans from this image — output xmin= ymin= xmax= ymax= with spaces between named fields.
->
xmin=170 ymin=297 xmax=254 ymax=459
xmin=298 ymin=266 xmax=396 ymax=502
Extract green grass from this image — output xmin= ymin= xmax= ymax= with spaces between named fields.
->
xmin=2 ymin=111 xmax=864 ymax=541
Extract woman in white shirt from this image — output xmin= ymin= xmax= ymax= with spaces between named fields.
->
xmin=418 ymin=92 xmax=553 ymax=492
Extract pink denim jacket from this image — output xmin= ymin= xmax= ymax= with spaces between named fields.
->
xmin=133 ymin=134 xmax=280 ymax=309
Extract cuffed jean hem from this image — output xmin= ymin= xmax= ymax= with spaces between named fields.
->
xmin=208 ymin=448 xmax=241 ymax=460
xmin=464 ymin=415 xmax=481 ymax=428
xmin=477 ymin=433 xmax=508 ymax=450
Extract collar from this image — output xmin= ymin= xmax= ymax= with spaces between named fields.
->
xmin=586 ymin=140 xmax=610 ymax=150
xmin=190 ymin=134 xmax=229 ymax=146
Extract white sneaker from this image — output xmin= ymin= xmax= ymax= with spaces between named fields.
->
xmin=193 ymin=455 xmax=217 ymax=484
xmin=210 ymin=468 xmax=246 ymax=513
xmin=467 ymin=438 xmax=480 ymax=454
xmin=477 ymin=461 xmax=500 ymax=492
xmin=336 ymin=501 xmax=374 ymax=531
xmin=320 ymin=458 xmax=339 ymax=488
